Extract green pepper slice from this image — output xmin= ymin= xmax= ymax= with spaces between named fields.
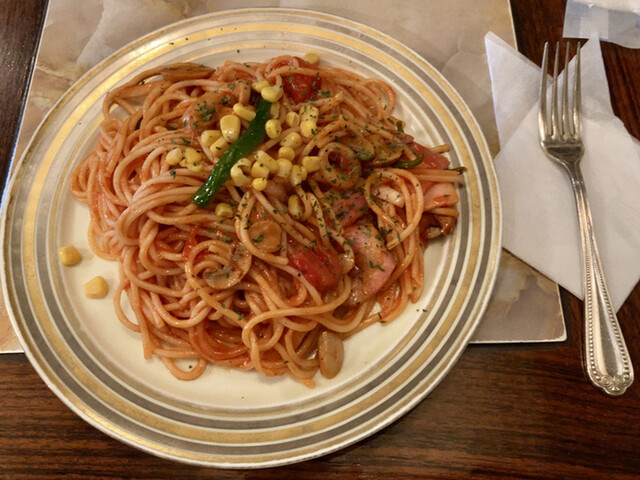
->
xmin=191 ymin=97 xmax=272 ymax=207
xmin=392 ymin=152 xmax=425 ymax=169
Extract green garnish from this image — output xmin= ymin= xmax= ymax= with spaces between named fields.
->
xmin=191 ymin=98 xmax=272 ymax=207
xmin=392 ymin=152 xmax=425 ymax=169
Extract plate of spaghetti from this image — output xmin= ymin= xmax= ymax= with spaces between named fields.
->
xmin=0 ymin=9 xmax=501 ymax=468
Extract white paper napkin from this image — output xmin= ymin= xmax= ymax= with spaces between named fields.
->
xmin=564 ymin=0 xmax=640 ymax=49
xmin=485 ymin=32 xmax=640 ymax=311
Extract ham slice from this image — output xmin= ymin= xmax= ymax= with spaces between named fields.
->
xmin=326 ymin=190 xmax=368 ymax=228
xmin=343 ymin=221 xmax=396 ymax=306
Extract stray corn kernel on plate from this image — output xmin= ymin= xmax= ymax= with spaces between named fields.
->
xmin=0 ymin=9 xmax=501 ymax=468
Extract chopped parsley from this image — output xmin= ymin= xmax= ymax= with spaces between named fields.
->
xmin=369 ymin=261 xmax=385 ymax=272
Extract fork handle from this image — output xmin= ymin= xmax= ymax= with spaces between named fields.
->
xmin=567 ymin=163 xmax=634 ymax=396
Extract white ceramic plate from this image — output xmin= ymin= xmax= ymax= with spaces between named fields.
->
xmin=1 ymin=9 xmax=501 ymax=468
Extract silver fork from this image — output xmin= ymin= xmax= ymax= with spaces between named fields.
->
xmin=538 ymin=42 xmax=634 ymax=396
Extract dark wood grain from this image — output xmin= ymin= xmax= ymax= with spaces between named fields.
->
xmin=0 ymin=0 xmax=44 ymax=192
xmin=1 ymin=0 xmax=640 ymax=478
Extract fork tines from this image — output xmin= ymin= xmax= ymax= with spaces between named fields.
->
xmin=539 ymin=41 xmax=581 ymax=142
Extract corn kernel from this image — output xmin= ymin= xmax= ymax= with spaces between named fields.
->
xmin=255 ymin=151 xmax=279 ymax=174
xmin=285 ymin=111 xmax=300 ymax=128
xmin=183 ymin=147 xmax=202 ymax=164
xmin=276 ymin=158 xmax=293 ymax=178
xmin=215 ymin=202 xmax=234 ymax=218
xmin=280 ymin=132 xmax=302 ymax=149
xmin=300 ymin=105 xmax=319 ymax=123
xmin=251 ymin=161 xmax=270 ymax=179
xmin=252 ymin=80 xmax=270 ymax=92
xmin=278 ymin=146 xmax=296 ymax=160
xmin=59 ymin=245 xmax=82 ymax=266
xmin=288 ymin=195 xmax=303 ymax=219
xmin=303 ymin=52 xmax=320 ymax=64
xmin=290 ymin=165 xmax=304 ymax=186
xmin=265 ymin=158 xmax=282 ymax=175
xmin=210 ymin=136 xmax=229 ymax=157
xmin=252 ymin=177 xmax=268 ymax=191
xmin=233 ymin=102 xmax=256 ymax=122
xmin=270 ymin=102 xmax=280 ymax=118
xmin=199 ymin=129 xmax=221 ymax=148
xmin=265 ymin=119 xmax=282 ymax=139
xmin=254 ymin=150 xmax=272 ymax=162
xmin=166 ymin=147 xmax=183 ymax=166
xmin=186 ymin=161 xmax=203 ymax=172
xmin=236 ymin=157 xmax=252 ymax=171
xmin=301 ymin=155 xmax=321 ymax=173
xmin=220 ymin=114 xmax=241 ymax=143
xmin=230 ymin=164 xmax=251 ymax=186
xmin=261 ymin=85 xmax=283 ymax=103
xmin=84 ymin=276 xmax=108 ymax=299
xmin=300 ymin=119 xmax=317 ymax=138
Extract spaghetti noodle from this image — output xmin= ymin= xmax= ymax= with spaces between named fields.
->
xmin=70 ymin=55 xmax=463 ymax=386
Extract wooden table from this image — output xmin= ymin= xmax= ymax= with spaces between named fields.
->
xmin=1 ymin=1 xmax=639 ymax=478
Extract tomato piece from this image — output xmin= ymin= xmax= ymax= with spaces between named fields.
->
xmin=282 ymin=57 xmax=322 ymax=103
xmin=269 ymin=57 xmax=322 ymax=103
xmin=283 ymin=73 xmax=321 ymax=103
xmin=288 ymin=246 xmax=340 ymax=292
xmin=407 ymin=142 xmax=450 ymax=170
xmin=182 ymin=225 xmax=200 ymax=263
